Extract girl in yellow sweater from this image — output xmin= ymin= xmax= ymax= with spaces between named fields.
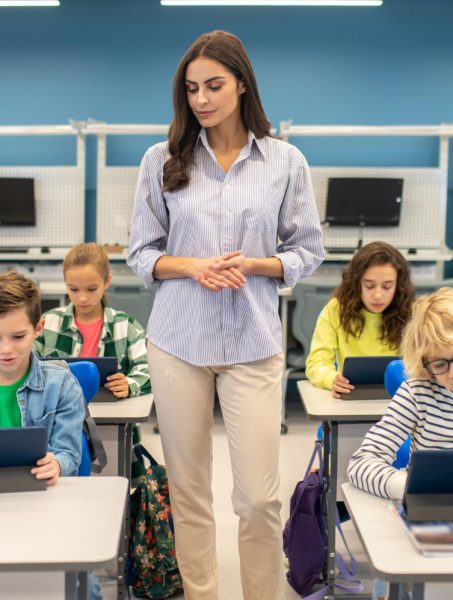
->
xmin=306 ymin=241 xmax=414 ymax=398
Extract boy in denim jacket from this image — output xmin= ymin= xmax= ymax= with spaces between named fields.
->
xmin=0 ymin=271 xmax=85 ymax=481
xmin=0 ymin=271 xmax=105 ymax=598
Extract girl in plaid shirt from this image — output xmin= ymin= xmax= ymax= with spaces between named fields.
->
xmin=34 ymin=243 xmax=150 ymax=399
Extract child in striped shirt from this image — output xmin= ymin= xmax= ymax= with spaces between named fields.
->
xmin=348 ymin=287 xmax=453 ymax=599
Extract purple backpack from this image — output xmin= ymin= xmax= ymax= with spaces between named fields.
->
xmin=283 ymin=441 xmax=327 ymax=596
xmin=283 ymin=441 xmax=363 ymax=600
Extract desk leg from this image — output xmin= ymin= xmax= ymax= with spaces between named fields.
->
xmin=77 ymin=573 xmax=88 ymax=600
xmin=116 ymin=423 xmax=132 ymax=599
xmin=65 ymin=572 xmax=77 ymax=600
xmin=322 ymin=421 xmax=329 ymax=583
xmin=323 ymin=420 xmax=338 ymax=598
xmin=389 ymin=583 xmax=400 ymax=600
xmin=323 ymin=421 xmax=371 ymax=600
xmin=280 ymin=295 xmax=289 ymax=434
xmin=65 ymin=572 xmax=88 ymax=600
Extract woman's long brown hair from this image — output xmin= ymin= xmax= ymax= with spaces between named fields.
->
xmin=334 ymin=241 xmax=415 ymax=349
xmin=163 ymin=30 xmax=272 ymax=192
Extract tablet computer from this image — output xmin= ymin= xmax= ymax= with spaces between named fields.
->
xmin=0 ymin=426 xmax=47 ymax=468
xmin=341 ymin=355 xmax=398 ymax=400
xmin=403 ymin=449 xmax=453 ymax=521
xmin=39 ymin=356 xmax=118 ymax=386
xmin=39 ymin=356 xmax=120 ymax=402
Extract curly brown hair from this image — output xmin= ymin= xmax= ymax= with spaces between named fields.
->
xmin=163 ymin=30 xmax=272 ymax=192
xmin=334 ymin=241 xmax=415 ymax=349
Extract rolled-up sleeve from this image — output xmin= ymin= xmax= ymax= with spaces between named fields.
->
xmin=127 ymin=145 xmax=169 ymax=288
xmin=275 ymin=147 xmax=324 ymax=289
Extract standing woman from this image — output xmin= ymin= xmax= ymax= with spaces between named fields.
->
xmin=128 ymin=30 xmax=324 ymax=600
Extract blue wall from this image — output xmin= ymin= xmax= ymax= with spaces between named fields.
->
xmin=1 ymin=0 xmax=453 ymax=246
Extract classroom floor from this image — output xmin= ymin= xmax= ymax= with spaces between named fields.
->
xmin=98 ymin=388 xmax=374 ymax=600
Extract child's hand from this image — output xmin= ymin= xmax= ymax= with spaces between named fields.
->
xmin=105 ymin=372 xmax=129 ymax=398
xmin=31 ymin=452 xmax=61 ymax=486
xmin=332 ymin=373 xmax=354 ymax=398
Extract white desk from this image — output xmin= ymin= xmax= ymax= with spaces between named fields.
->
xmin=342 ymin=483 xmax=453 ymax=600
xmin=298 ymin=380 xmax=389 ymax=599
xmin=89 ymin=393 xmax=153 ymax=599
xmin=89 ymin=393 xmax=154 ymax=426
xmin=299 ymin=381 xmax=390 ymax=422
xmin=0 ymin=477 xmax=127 ymax=600
xmin=89 ymin=393 xmax=154 ymax=477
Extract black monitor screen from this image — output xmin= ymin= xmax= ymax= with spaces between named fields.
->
xmin=325 ymin=177 xmax=403 ymax=227
xmin=0 ymin=178 xmax=36 ymax=226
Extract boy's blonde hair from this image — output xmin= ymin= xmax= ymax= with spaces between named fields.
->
xmin=63 ymin=243 xmax=110 ymax=304
xmin=401 ymin=287 xmax=453 ymax=379
xmin=0 ymin=271 xmax=41 ymax=327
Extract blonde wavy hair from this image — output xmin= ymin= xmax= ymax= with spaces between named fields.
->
xmin=401 ymin=287 xmax=453 ymax=379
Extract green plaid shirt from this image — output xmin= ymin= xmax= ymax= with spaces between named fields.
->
xmin=33 ymin=303 xmax=151 ymax=397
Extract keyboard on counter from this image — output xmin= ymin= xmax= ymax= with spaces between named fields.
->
xmin=0 ymin=247 xmax=29 ymax=254
xmin=326 ymin=247 xmax=357 ymax=254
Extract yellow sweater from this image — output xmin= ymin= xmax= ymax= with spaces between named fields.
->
xmin=305 ymin=297 xmax=398 ymax=391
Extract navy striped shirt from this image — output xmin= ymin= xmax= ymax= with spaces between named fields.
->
xmin=348 ymin=378 xmax=453 ymax=498
xmin=127 ymin=129 xmax=324 ymax=366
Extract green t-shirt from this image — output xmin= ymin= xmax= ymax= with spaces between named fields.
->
xmin=0 ymin=370 xmax=29 ymax=428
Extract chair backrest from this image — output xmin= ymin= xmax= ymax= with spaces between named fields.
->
xmin=68 ymin=361 xmax=100 ymax=405
xmin=291 ymin=279 xmax=335 ymax=367
xmin=384 ymin=359 xmax=411 ymax=469
xmin=384 ymin=359 xmax=407 ymax=397
xmin=68 ymin=361 xmax=100 ymax=476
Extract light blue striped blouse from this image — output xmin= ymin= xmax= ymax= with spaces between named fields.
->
xmin=127 ymin=129 xmax=324 ymax=366
xmin=348 ymin=378 xmax=453 ymax=498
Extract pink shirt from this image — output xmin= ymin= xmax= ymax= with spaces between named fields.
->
xmin=75 ymin=317 xmax=103 ymax=357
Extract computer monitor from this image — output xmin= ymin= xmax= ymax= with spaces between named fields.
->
xmin=0 ymin=177 xmax=36 ymax=226
xmin=325 ymin=177 xmax=403 ymax=227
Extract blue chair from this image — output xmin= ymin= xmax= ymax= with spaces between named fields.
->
xmin=68 ymin=362 xmax=104 ymax=600
xmin=384 ymin=359 xmax=411 ymax=469
xmin=384 ymin=359 xmax=407 ymax=397
xmin=67 ymin=361 xmax=100 ymax=476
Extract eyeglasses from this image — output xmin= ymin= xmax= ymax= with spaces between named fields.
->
xmin=423 ymin=358 xmax=453 ymax=376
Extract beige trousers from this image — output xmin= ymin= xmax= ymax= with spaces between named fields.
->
xmin=147 ymin=342 xmax=284 ymax=600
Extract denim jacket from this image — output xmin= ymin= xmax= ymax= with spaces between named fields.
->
xmin=17 ymin=352 xmax=85 ymax=476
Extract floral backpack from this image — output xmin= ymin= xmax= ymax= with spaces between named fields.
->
xmin=127 ymin=445 xmax=183 ymax=599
